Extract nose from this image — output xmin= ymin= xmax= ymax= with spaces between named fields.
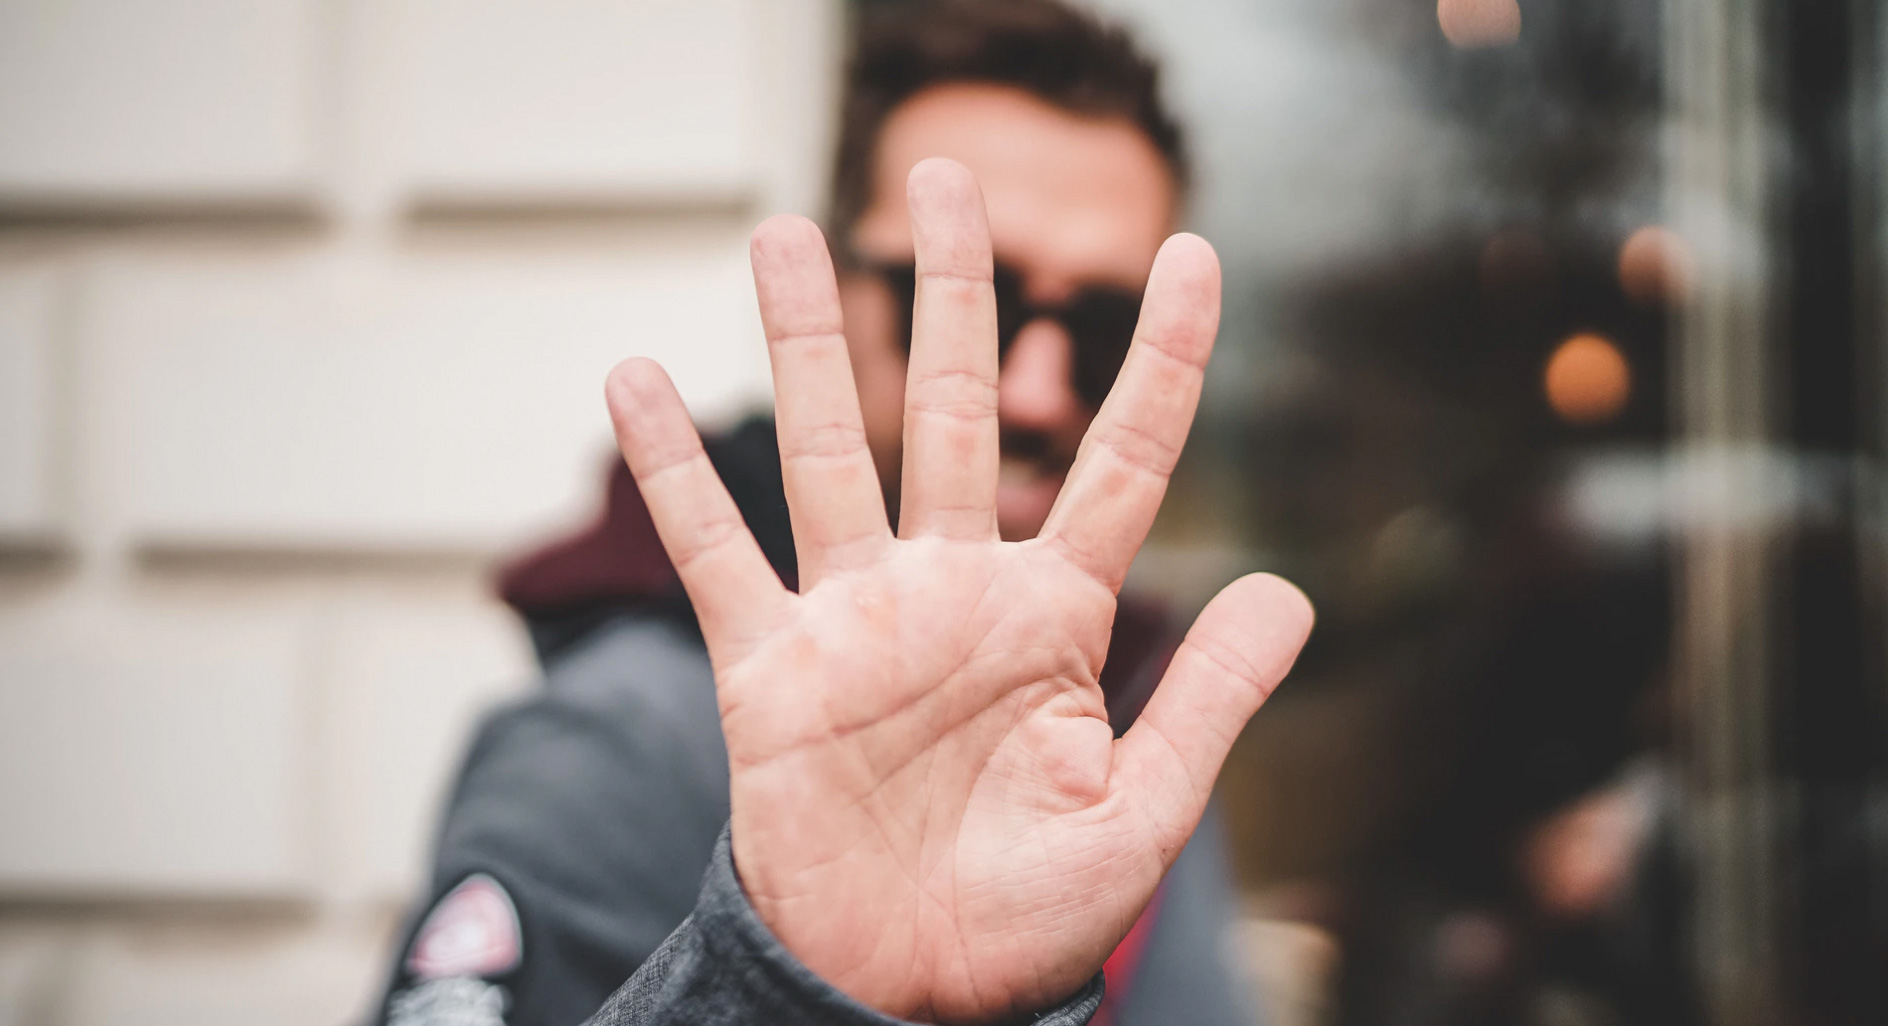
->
xmin=997 ymin=319 xmax=1082 ymax=433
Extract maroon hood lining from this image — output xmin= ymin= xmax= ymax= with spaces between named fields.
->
xmin=496 ymin=418 xmax=1178 ymax=733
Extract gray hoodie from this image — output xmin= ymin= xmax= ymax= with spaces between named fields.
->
xmin=372 ymin=419 xmax=1259 ymax=1026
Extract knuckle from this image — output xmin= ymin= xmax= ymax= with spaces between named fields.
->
xmin=1135 ymin=326 xmax=1212 ymax=371
xmin=1096 ymin=420 xmax=1181 ymax=478
xmin=916 ymin=267 xmax=993 ymax=287
xmin=907 ymin=369 xmax=998 ymax=422
xmin=766 ymin=327 xmax=847 ymax=349
xmin=779 ymin=420 xmax=869 ymax=461
xmin=671 ymin=514 xmax=748 ymax=570
xmin=1186 ymin=635 xmax=1269 ymax=695
xmin=633 ymin=443 xmax=705 ymax=479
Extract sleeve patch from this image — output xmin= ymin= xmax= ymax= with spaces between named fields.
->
xmin=406 ymin=873 xmax=523 ymax=980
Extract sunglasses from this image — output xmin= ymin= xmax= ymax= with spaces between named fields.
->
xmin=857 ymin=259 xmax=1143 ymax=407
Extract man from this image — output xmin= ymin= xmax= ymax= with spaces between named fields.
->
xmin=373 ymin=4 xmax=1310 ymax=1024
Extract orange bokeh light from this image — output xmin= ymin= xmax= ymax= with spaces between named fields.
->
xmin=1618 ymin=226 xmax=1694 ymax=306
xmin=1544 ymin=333 xmax=1631 ymax=424
xmin=1438 ymin=0 xmax=1522 ymax=48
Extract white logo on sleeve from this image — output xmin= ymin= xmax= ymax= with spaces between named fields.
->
xmin=406 ymin=874 xmax=523 ymax=980
xmin=387 ymin=978 xmax=508 ymax=1026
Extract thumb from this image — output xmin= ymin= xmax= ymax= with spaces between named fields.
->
xmin=1112 ymin=573 xmax=1314 ymax=861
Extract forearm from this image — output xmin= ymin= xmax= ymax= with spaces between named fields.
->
xmin=586 ymin=828 xmax=1106 ymax=1026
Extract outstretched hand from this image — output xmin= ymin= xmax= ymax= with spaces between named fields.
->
xmin=605 ymin=158 xmax=1312 ymax=1024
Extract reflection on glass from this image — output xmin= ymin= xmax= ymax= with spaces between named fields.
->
xmin=1060 ymin=0 xmax=1885 ymax=1023
xmin=1545 ymin=333 xmax=1632 ymax=425
xmin=1437 ymin=0 xmax=1522 ymax=50
xmin=1617 ymin=225 xmax=1694 ymax=307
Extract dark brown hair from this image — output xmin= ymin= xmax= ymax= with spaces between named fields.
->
xmin=828 ymin=0 xmax=1189 ymax=248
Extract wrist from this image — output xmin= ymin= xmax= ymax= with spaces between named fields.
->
xmin=722 ymin=826 xmax=1106 ymax=1025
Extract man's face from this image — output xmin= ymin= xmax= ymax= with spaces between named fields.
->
xmin=839 ymin=83 xmax=1178 ymax=541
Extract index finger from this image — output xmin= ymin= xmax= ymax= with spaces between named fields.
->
xmin=606 ymin=358 xmax=792 ymax=662
xmin=751 ymin=215 xmax=891 ymax=586
xmin=1040 ymin=233 xmax=1220 ymax=591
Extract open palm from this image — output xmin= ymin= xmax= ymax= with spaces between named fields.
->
xmin=605 ymin=159 xmax=1312 ymax=1024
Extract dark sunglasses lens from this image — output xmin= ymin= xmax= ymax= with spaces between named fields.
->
xmin=886 ymin=262 xmax=1030 ymax=357
xmin=878 ymin=261 xmax=1140 ymax=407
xmin=1062 ymin=288 xmax=1142 ymax=405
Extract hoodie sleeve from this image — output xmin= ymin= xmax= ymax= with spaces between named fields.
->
xmin=372 ymin=617 xmax=739 ymax=1026
xmin=585 ymin=828 xmax=1106 ymax=1026
xmin=372 ymin=615 xmax=1102 ymax=1026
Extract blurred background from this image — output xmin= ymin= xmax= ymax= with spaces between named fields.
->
xmin=0 ymin=1 xmax=1881 ymax=1024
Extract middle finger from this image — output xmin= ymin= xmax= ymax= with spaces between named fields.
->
xmin=897 ymin=158 xmax=1001 ymax=541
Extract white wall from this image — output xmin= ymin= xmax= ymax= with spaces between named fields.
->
xmin=0 ymin=1 xmax=840 ymax=1022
